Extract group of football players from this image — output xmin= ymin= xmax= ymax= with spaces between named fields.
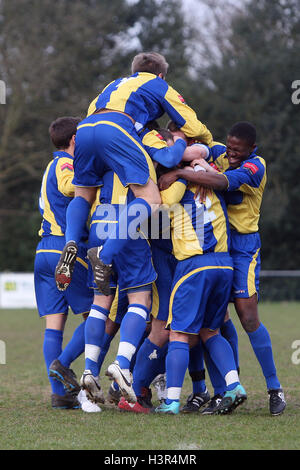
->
xmin=34 ymin=52 xmax=286 ymax=416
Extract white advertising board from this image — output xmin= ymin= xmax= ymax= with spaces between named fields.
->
xmin=0 ymin=273 xmax=36 ymax=308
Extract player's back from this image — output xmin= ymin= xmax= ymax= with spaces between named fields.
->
xmin=87 ymin=73 xmax=167 ymax=130
xmin=160 ymin=178 xmax=230 ymax=260
xmin=87 ymin=72 xmax=212 ymax=144
xmin=38 ymin=151 xmax=79 ymax=238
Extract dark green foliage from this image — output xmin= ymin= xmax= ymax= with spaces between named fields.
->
xmin=0 ymin=0 xmax=195 ymax=271
xmin=191 ymin=0 xmax=300 ymax=284
xmin=1 ymin=0 xmax=299 ymax=300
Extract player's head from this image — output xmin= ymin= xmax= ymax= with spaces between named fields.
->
xmin=168 ymin=120 xmax=197 ymax=145
xmin=131 ymin=52 xmax=169 ymax=79
xmin=49 ymin=116 xmax=81 ymax=150
xmin=167 ymin=120 xmax=180 ymax=133
xmin=146 ymin=120 xmax=160 ymax=131
xmin=226 ymin=121 xmax=257 ymax=168
xmin=157 ymin=128 xmax=174 ymax=147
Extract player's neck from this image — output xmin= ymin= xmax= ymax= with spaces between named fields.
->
xmin=60 ymin=144 xmax=74 ymax=157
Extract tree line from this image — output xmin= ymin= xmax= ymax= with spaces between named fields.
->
xmin=0 ymin=0 xmax=299 ymax=298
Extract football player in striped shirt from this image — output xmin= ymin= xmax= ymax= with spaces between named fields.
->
xmin=54 ymin=125 xmax=190 ymax=406
xmin=154 ymin=165 xmax=246 ymax=415
xmin=158 ymin=121 xmax=286 ymax=416
xmin=55 ymin=51 xmax=213 ymax=297
xmin=34 ymin=117 xmax=94 ymax=409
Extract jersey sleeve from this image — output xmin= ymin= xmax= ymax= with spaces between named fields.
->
xmin=160 ymin=179 xmax=187 ymax=206
xmin=224 ymin=158 xmax=266 ymax=194
xmin=55 ymin=157 xmax=75 ymax=197
xmin=142 ymin=130 xmax=187 ymax=168
xmin=207 ymin=142 xmax=229 ymax=173
xmin=161 ymin=85 xmax=213 ymax=145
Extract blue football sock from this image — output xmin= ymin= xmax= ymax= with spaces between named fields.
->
xmin=84 ymin=304 xmax=109 ymax=377
xmin=65 ymin=196 xmax=91 ymax=244
xmin=100 ymin=198 xmax=152 ymax=265
xmin=152 ymin=342 xmax=168 ymax=378
xmin=116 ymin=304 xmax=149 ymax=370
xmin=97 ymin=332 xmax=115 ymax=372
xmin=111 ymin=381 xmax=119 ymax=392
xmin=220 ymin=318 xmax=239 ymax=371
xmin=204 ymin=350 xmax=226 ymax=396
xmin=58 ymin=321 xmax=85 ymax=368
xmin=165 ymin=341 xmax=189 ymax=404
xmin=204 ymin=334 xmax=240 ymax=392
xmin=188 ymin=341 xmax=207 ymax=394
xmin=132 ymin=338 xmax=166 ymax=396
xmin=247 ymin=323 xmax=281 ymax=390
xmin=43 ymin=328 xmax=65 ymax=396
xmin=130 ymin=328 xmax=149 ymax=373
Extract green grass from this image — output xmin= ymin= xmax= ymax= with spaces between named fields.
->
xmin=0 ymin=303 xmax=300 ymax=450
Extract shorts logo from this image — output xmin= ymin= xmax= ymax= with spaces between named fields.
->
xmin=148 ymin=349 xmax=158 ymax=360
xmin=178 ymin=94 xmax=186 ymax=103
xmin=243 ymin=162 xmax=258 ymax=174
xmin=234 ymin=289 xmax=246 ymax=294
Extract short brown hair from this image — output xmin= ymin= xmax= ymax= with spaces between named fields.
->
xmin=157 ymin=128 xmax=174 ymax=142
xmin=49 ymin=116 xmax=82 ymax=149
xmin=131 ymin=52 xmax=169 ymax=78
xmin=167 ymin=120 xmax=180 ymax=132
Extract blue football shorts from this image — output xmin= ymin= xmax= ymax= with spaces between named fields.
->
xmin=230 ymin=230 xmax=261 ymax=299
xmin=34 ymin=236 xmax=93 ymax=317
xmin=88 ymin=215 xmax=157 ymax=294
xmin=107 ymin=287 xmax=129 ymax=325
xmin=73 ymin=112 xmax=157 ymax=188
xmin=167 ymin=252 xmax=234 ymax=334
xmin=150 ymin=239 xmax=177 ymax=322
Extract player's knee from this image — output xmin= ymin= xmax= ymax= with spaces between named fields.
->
xmin=235 ymin=296 xmax=259 ymax=332
xmin=238 ymin=310 xmax=259 ymax=333
xmin=148 ymin=318 xmax=169 ymax=345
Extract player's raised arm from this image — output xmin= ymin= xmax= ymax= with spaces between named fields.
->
xmin=158 ymin=167 xmax=228 ymax=191
xmin=161 ymin=85 xmax=213 ymax=145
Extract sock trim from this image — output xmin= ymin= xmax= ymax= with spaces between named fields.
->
xmin=167 ymin=387 xmax=182 ymax=400
xmin=89 ymin=308 xmax=108 ymax=321
xmin=85 ymin=344 xmax=101 ymax=362
xmin=117 ymin=342 xmax=136 ymax=361
xmin=225 ymin=370 xmax=239 ymax=386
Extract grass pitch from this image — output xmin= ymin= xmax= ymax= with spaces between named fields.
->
xmin=0 ymin=302 xmax=300 ymax=450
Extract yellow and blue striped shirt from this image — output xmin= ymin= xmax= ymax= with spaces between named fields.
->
xmin=160 ymin=179 xmax=230 ymax=261
xmin=208 ymin=143 xmax=267 ymax=233
xmin=38 ymin=151 xmax=88 ymax=240
xmin=87 ymin=72 xmax=213 ymax=145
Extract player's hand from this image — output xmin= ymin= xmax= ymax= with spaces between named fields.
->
xmin=191 ymin=158 xmax=206 ymax=167
xmin=172 ymin=130 xmax=187 ymax=142
xmin=194 ymin=185 xmax=212 ymax=203
xmin=158 ymin=170 xmax=179 ymax=191
xmin=192 ymin=158 xmax=219 ymax=173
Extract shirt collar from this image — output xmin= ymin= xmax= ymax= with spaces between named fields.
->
xmin=53 ymin=150 xmax=73 ymax=160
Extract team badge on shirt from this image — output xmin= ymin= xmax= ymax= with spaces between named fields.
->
xmin=243 ymin=162 xmax=259 ymax=175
